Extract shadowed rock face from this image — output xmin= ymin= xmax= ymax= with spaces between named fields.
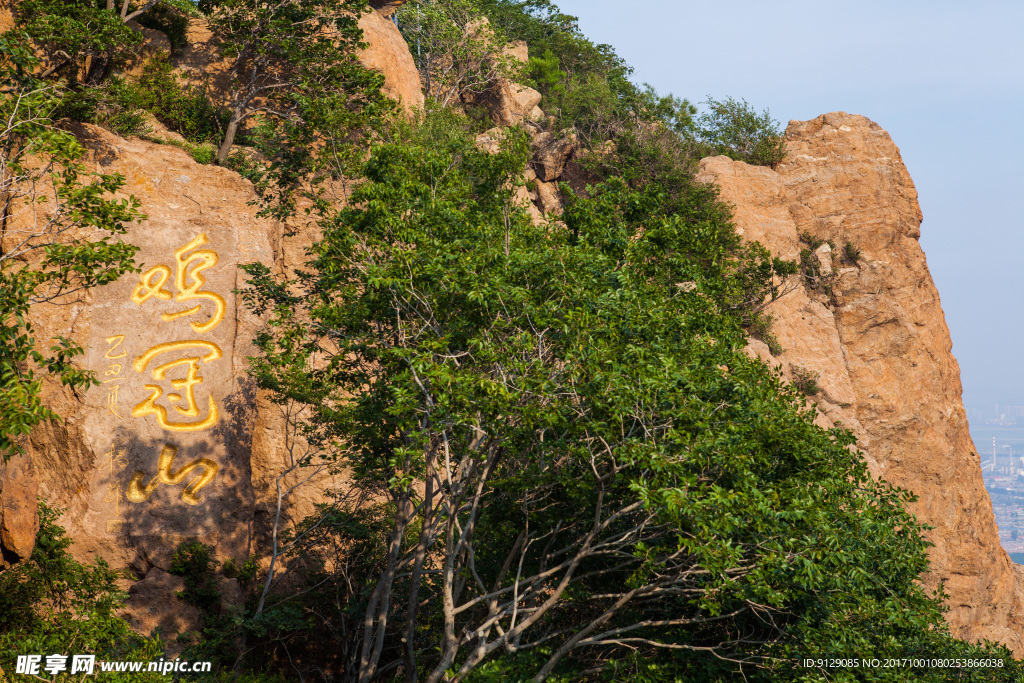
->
xmin=699 ymin=112 xmax=1024 ymax=654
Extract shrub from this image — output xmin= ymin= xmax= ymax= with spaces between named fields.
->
xmin=748 ymin=312 xmax=784 ymax=355
xmin=844 ymin=240 xmax=862 ymax=264
xmin=107 ymin=109 xmax=150 ymax=137
xmin=791 ymin=364 xmax=821 ymax=396
xmin=697 ymin=95 xmax=787 ymax=167
xmin=169 ymin=540 xmax=221 ymax=611
xmin=12 ymin=0 xmax=142 ymax=84
xmin=526 ymin=48 xmax=566 ymax=104
xmin=133 ymin=59 xmax=227 ymax=144
xmin=191 ymin=143 xmax=216 ymax=164
xmin=0 ymin=502 xmax=164 ymax=676
xmin=471 ymin=0 xmax=634 ymax=104
xmin=135 ymin=2 xmax=195 ymax=53
xmin=555 ymin=72 xmax=626 ymax=144
xmin=799 ymin=230 xmax=824 ymax=251
xmin=397 ymin=0 xmax=524 ymax=108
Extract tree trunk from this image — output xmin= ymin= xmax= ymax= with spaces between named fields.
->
xmin=86 ymin=54 xmax=110 ymax=86
xmin=216 ymin=108 xmax=244 ymax=165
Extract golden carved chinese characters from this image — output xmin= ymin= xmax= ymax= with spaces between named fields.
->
xmin=119 ymin=233 xmax=227 ymax=509
xmin=126 ymin=444 xmax=220 ymax=505
xmin=104 ymin=335 xmax=127 ymax=419
xmin=131 ymin=233 xmax=227 ymax=334
xmin=132 ymin=340 xmax=222 ymax=432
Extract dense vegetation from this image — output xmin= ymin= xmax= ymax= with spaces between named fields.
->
xmin=0 ymin=503 xmax=164 ymax=681
xmin=0 ymin=0 xmax=1019 ymax=681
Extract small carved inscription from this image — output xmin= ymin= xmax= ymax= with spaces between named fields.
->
xmin=104 ymin=335 xmax=127 ymax=419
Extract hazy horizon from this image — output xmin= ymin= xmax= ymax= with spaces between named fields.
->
xmin=551 ymin=0 xmax=1024 ymax=408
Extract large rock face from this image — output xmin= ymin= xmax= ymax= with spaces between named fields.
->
xmin=698 ymin=112 xmax=1024 ymax=654
xmin=13 ymin=124 xmax=279 ymax=588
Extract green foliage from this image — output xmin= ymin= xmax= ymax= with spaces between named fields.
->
xmin=0 ymin=36 xmax=141 ymax=461
xmin=471 ymin=0 xmax=634 ymax=104
xmin=9 ymin=0 xmax=191 ymax=85
xmin=222 ymin=555 xmax=259 ymax=585
xmin=135 ymin=2 xmax=196 ymax=53
xmin=554 ymin=72 xmax=624 ymax=144
xmin=798 ymin=247 xmax=835 ymax=296
xmin=697 ymin=96 xmax=787 ymax=167
xmin=799 ymin=230 xmax=825 ymax=251
xmin=129 ymin=59 xmax=228 ymax=144
xmin=0 ymin=502 xmax=164 ymax=680
xmin=397 ymin=0 xmax=525 ymax=109
xmin=526 ymin=48 xmax=565 ymax=101
xmin=191 ymin=143 xmax=216 ymax=164
xmin=10 ymin=0 xmax=141 ymax=84
xmin=236 ymin=106 xmax=1020 ymax=680
xmin=202 ymin=0 xmax=394 ymax=167
xmin=106 ymin=107 xmax=150 ymax=137
xmin=170 ymin=540 xmax=221 ymax=611
xmin=749 ymin=313 xmax=784 ymax=355
xmin=168 ymin=541 xmax=247 ymax=670
xmin=844 ymin=240 xmax=862 ymax=264
xmin=468 ymin=0 xmax=695 ymax=144
xmin=790 ymin=364 xmax=821 ymax=396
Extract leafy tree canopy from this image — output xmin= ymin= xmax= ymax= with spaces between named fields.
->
xmin=238 ymin=108 xmax=1019 ymax=681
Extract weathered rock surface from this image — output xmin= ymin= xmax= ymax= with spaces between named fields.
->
xmin=531 ymin=130 xmax=576 ymax=182
xmin=15 ymin=123 xmax=281 ymax=624
xmin=700 ymin=112 xmax=1024 ymax=654
xmin=127 ymin=568 xmax=203 ymax=642
xmin=357 ymin=8 xmax=425 ymax=112
xmin=483 ymin=80 xmax=543 ymax=128
xmin=534 ymin=179 xmax=563 ymax=215
xmin=0 ymin=452 xmax=39 ymax=563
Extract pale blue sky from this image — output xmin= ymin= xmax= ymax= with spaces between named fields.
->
xmin=553 ymin=0 xmax=1024 ymax=408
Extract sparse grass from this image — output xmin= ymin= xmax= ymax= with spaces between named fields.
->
xmin=791 ymin=364 xmax=821 ymax=396
xmin=748 ymin=313 xmax=784 ymax=355
xmin=844 ymin=241 xmax=862 ymax=264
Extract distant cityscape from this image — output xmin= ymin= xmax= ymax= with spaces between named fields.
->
xmin=967 ymin=403 xmax=1024 ymax=562
xmin=967 ymin=402 xmax=1024 ymax=426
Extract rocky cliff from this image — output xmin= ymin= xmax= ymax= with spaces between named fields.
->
xmin=698 ymin=112 xmax=1024 ymax=653
xmin=0 ymin=7 xmax=1021 ymax=654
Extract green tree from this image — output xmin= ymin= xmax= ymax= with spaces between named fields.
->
xmin=396 ymin=0 xmax=523 ymax=108
xmin=200 ymin=0 xmax=391 ymax=165
xmin=697 ymin=95 xmax=787 ymax=167
xmin=470 ymin=0 xmax=633 ymax=104
xmin=0 ymin=35 xmax=141 ymax=461
xmin=239 ymin=109 xmax=1016 ymax=681
xmin=10 ymin=0 xmax=191 ymax=85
